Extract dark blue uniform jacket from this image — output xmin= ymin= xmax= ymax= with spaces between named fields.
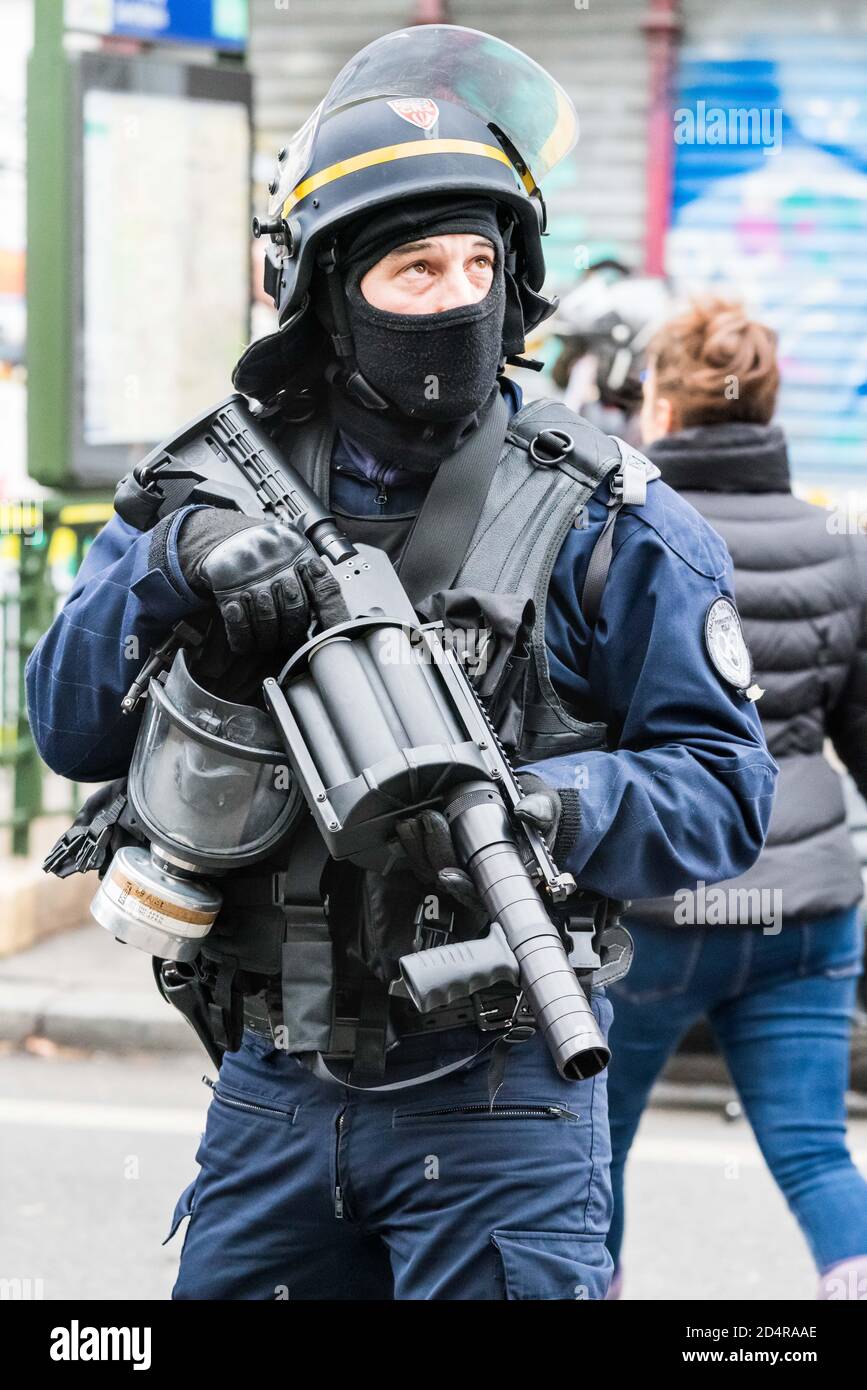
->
xmin=26 ymin=382 xmax=776 ymax=902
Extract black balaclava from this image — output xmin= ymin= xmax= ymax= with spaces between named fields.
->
xmin=318 ymin=195 xmax=508 ymax=473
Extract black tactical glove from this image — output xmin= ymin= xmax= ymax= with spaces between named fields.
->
xmin=394 ymin=808 xmax=482 ymax=915
xmin=298 ymin=556 xmax=352 ymax=632
xmin=394 ymin=773 xmax=563 ymax=914
xmin=176 ymin=509 xmax=348 ymax=654
xmin=512 ymin=771 xmax=562 ymax=849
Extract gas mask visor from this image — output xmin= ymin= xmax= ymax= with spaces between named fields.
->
xmin=128 ymin=650 xmax=302 ymax=867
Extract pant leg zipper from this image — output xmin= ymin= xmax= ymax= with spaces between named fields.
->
xmin=399 ymin=1103 xmax=579 ymax=1120
xmin=334 ymin=1107 xmax=346 ymax=1219
xmin=204 ymin=1077 xmax=295 ymax=1121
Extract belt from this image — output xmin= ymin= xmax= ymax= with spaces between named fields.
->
xmin=241 ymin=977 xmax=579 ymax=1056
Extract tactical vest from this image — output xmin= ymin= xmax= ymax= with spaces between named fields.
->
xmin=52 ymin=393 xmax=656 ymax=1064
xmin=276 ymin=394 xmax=654 ymax=764
xmin=200 ymin=396 xmax=653 ymax=1046
xmin=453 ymin=396 xmax=627 ymax=764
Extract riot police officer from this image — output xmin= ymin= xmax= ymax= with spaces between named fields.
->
xmin=26 ymin=26 xmax=776 ymax=1301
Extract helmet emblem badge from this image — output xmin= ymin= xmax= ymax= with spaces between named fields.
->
xmin=386 ymin=97 xmax=439 ymax=131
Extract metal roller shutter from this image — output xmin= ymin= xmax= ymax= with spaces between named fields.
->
xmin=670 ymin=1 xmax=867 ymax=488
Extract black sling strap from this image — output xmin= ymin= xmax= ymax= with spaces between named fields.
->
xmin=581 ymin=493 xmax=625 ymax=627
xmin=581 ymin=448 xmax=658 ymax=626
xmin=394 ymin=389 xmax=511 ymax=605
xmin=274 ymin=396 xmax=509 ymax=608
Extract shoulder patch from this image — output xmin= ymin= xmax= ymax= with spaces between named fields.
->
xmin=704 ymin=598 xmax=762 ymax=699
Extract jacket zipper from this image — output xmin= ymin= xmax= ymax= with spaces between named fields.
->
xmin=399 ymin=1103 xmax=579 ymax=1120
xmin=334 ymin=1107 xmax=347 ymax=1220
xmin=204 ymin=1077 xmax=295 ymax=1121
xmin=367 ymin=459 xmax=389 ymax=510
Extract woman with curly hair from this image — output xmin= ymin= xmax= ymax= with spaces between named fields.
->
xmin=607 ymin=298 xmax=867 ymax=1300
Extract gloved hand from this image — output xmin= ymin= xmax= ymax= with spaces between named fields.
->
xmin=394 ymin=808 xmax=481 ymax=915
xmin=394 ymin=773 xmax=563 ymax=915
xmin=512 ymin=771 xmax=562 ymax=850
xmin=177 ymin=509 xmax=349 ymax=654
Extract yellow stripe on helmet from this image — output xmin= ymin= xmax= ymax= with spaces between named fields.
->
xmin=518 ymin=166 xmax=537 ymax=196
xmin=281 ymin=139 xmax=517 ymax=216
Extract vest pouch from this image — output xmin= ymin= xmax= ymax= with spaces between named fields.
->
xmin=415 ymin=587 xmax=535 ymax=751
xmin=517 ymin=701 xmax=609 ymax=764
xmin=279 ymin=931 xmax=335 ymax=1053
xmin=204 ymin=900 xmax=288 ymax=977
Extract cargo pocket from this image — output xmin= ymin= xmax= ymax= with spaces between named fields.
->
xmin=162 ymin=1176 xmax=199 ymax=1247
xmin=491 ymin=1229 xmax=613 ymax=1301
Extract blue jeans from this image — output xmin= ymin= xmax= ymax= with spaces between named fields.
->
xmin=165 ymin=991 xmax=614 ymax=1300
xmin=606 ymin=907 xmax=867 ymax=1275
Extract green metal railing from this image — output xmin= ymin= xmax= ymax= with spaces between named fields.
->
xmin=0 ymin=500 xmax=112 ymax=854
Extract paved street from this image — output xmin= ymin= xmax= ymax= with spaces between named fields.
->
xmin=2 ymin=1043 xmax=864 ymax=1301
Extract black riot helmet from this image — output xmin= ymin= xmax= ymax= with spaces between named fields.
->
xmin=548 ymin=264 xmax=675 ymax=412
xmin=233 ymin=25 xmax=579 ymax=404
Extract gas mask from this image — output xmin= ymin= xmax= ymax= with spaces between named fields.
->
xmin=91 ymin=651 xmax=304 ymax=960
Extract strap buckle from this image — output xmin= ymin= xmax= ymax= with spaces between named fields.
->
xmin=472 ymin=986 xmax=532 ymax=1033
xmin=592 ymin=924 xmax=635 ymax=988
xmin=412 ymin=898 xmax=455 ymax=953
xmin=566 ymin=926 xmax=603 ymax=972
xmin=42 ymin=790 xmax=129 ymax=878
xmin=608 ymin=442 xmax=660 ymax=506
xmin=608 ymin=457 xmax=649 ymax=506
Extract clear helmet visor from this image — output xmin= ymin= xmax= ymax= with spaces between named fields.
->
xmin=268 ymin=25 xmax=578 ymax=217
xmin=268 ymin=100 xmax=324 ymax=216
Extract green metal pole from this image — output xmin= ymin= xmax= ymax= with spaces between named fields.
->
xmin=27 ymin=0 xmax=71 ymax=489
xmin=19 ymin=1 xmax=68 ymax=848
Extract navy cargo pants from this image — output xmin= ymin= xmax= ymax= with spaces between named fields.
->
xmin=165 ymin=990 xmax=614 ymax=1300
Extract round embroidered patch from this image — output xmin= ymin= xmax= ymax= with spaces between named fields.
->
xmin=704 ymin=597 xmax=753 ymax=692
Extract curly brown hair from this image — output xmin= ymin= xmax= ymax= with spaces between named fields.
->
xmin=648 ymin=297 xmax=779 ymax=426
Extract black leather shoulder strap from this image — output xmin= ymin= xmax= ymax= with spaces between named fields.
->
xmin=504 ymin=399 xmax=624 ymax=492
xmin=485 ymin=403 xmax=659 ymax=627
xmin=395 ymin=390 xmax=511 ymax=606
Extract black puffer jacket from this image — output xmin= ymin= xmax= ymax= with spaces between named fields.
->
xmin=630 ymin=421 xmax=867 ymax=926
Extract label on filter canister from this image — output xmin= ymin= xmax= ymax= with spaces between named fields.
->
xmin=102 ymin=864 xmax=217 ymax=932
